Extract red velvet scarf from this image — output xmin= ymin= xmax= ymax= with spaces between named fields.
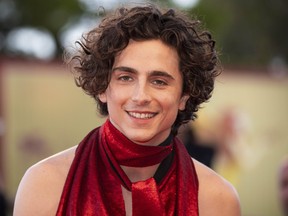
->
xmin=56 ymin=120 xmax=199 ymax=215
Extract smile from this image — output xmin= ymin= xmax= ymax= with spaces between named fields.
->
xmin=127 ymin=112 xmax=156 ymax=119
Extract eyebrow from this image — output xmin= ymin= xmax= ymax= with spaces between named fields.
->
xmin=112 ymin=66 xmax=175 ymax=80
xmin=112 ymin=66 xmax=137 ymax=73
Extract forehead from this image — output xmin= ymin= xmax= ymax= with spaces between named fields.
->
xmin=113 ymin=39 xmax=181 ymax=76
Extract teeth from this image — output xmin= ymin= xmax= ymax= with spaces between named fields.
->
xmin=128 ymin=112 xmax=155 ymax=119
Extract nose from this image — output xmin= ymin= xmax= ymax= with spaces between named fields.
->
xmin=131 ymin=82 xmax=151 ymax=105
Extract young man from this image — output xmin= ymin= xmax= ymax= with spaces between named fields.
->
xmin=13 ymin=5 xmax=241 ymax=216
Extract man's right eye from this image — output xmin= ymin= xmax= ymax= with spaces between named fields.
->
xmin=118 ymin=75 xmax=132 ymax=81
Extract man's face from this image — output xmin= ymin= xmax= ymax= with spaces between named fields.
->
xmin=99 ymin=39 xmax=189 ymax=146
xmin=279 ymin=163 xmax=288 ymax=216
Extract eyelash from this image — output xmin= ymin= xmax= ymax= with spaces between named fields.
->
xmin=118 ymin=75 xmax=133 ymax=82
xmin=152 ymin=79 xmax=168 ymax=86
xmin=116 ymin=74 xmax=168 ymax=86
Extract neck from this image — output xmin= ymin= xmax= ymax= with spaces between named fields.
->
xmin=121 ymin=164 xmax=160 ymax=183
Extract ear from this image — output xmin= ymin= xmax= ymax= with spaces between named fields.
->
xmin=98 ymin=92 xmax=107 ymax=103
xmin=178 ymin=95 xmax=189 ymax=111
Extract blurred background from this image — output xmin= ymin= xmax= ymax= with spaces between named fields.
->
xmin=0 ymin=0 xmax=287 ymax=215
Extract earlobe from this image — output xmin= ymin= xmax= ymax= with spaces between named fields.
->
xmin=98 ymin=92 xmax=107 ymax=103
xmin=179 ymin=95 xmax=189 ymax=111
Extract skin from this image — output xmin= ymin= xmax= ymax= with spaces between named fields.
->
xmin=13 ymin=40 xmax=241 ymax=216
xmin=99 ymin=40 xmax=189 ymax=146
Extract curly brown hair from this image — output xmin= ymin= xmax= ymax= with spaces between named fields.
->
xmin=68 ymin=4 xmax=220 ymax=135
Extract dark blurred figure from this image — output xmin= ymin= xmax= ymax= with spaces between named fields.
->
xmin=179 ymin=125 xmax=216 ymax=168
xmin=0 ymin=176 xmax=7 ymax=216
xmin=0 ymin=192 xmax=7 ymax=216
xmin=279 ymin=157 xmax=288 ymax=216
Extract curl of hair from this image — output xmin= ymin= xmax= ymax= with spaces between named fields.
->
xmin=67 ymin=4 xmax=220 ymax=135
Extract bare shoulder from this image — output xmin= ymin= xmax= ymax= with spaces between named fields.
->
xmin=13 ymin=145 xmax=77 ymax=216
xmin=193 ymin=159 xmax=241 ymax=216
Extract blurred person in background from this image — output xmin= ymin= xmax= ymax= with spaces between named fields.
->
xmin=13 ymin=4 xmax=240 ymax=216
xmin=0 ymin=174 xmax=7 ymax=216
xmin=279 ymin=156 xmax=288 ymax=216
xmin=178 ymin=124 xmax=216 ymax=168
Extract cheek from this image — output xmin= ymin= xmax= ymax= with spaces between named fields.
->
xmin=105 ymin=88 xmax=128 ymax=107
xmin=100 ymin=87 xmax=118 ymax=102
xmin=161 ymin=97 xmax=182 ymax=118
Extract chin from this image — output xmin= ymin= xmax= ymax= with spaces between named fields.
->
xmin=128 ymin=135 xmax=155 ymax=146
xmin=130 ymin=137 xmax=152 ymax=145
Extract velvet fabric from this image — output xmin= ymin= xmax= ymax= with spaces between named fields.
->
xmin=56 ymin=120 xmax=199 ymax=215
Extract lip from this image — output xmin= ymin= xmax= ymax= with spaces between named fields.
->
xmin=126 ymin=111 xmax=157 ymax=119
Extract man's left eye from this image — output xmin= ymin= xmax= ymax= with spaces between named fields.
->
xmin=152 ymin=80 xmax=167 ymax=86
